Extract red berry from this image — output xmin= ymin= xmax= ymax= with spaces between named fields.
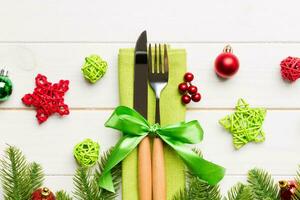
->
xmin=178 ymin=82 xmax=188 ymax=93
xmin=192 ymin=93 xmax=201 ymax=102
xmin=184 ymin=72 xmax=194 ymax=82
xmin=182 ymin=94 xmax=191 ymax=104
xmin=188 ymin=85 xmax=198 ymax=95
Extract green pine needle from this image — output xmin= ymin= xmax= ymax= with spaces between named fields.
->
xmin=73 ymin=149 xmax=121 ymax=200
xmin=247 ymin=168 xmax=279 ymax=200
xmin=224 ymin=183 xmax=253 ymax=200
xmin=0 ymin=145 xmax=44 ymax=200
xmin=56 ymin=190 xmax=73 ymax=200
xmin=292 ymin=166 xmax=300 ymax=200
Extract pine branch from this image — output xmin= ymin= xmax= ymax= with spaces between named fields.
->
xmin=0 ymin=145 xmax=44 ymax=200
xmin=94 ymin=149 xmax=121 ymax=200
xmin=172 ymin=148 xmax=221 ymax=200
xmin=56 ymin=190 xmax=73 ymax=200
xmin=292 ymin=166 xmax=300 ymax=200
xmin=224 ymin=182 xmax=253 ymax=200
xmin=73 ymin=167 xmax=99 ymax=200
xmin=247 ymin=168 xmax=279 ymax=200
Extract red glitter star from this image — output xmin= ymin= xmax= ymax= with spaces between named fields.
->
xmin=22 ymin=74 xmax=70 ymax=124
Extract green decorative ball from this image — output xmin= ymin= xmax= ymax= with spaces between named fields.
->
xmin=81 ymin=55 xmax=108 ymax=83
xmin=0 ymin=76 xmax=12 ymax=101
xmin=73 ymin=139 xmax=100 ymax=167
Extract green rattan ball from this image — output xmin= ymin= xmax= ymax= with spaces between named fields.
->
xmin=73 ymin=139 xmax=100 ymax=167
xmin=81 ymin=55 xmax=108 ymax=83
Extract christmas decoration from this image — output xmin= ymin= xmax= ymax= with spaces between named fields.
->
xmin=279 ymin=180 xmax=297 ymax=200
xmin=81 ymin=55 xmax=108 ymax=83
xmin=32 ymin=187 xmax=55 ymax=200
xmin=98 ymin=106 xmax=225 ymax=193
xmin=0 ymin=69 xmax=13 ymax=101
xmin=219 ymin=99 xmax=266 ymax=149
xmin=73 ymin=138 xmax=100 ymax=167
xmin=178 ymin=72 xmax=202 ymax=104
xmin=214 ymin=45 xmax=239 ymax=78
xmin=280 ymin=56 xmax=300 ymax=82
xmin=22 ymin=74 xmax=70 ymax=124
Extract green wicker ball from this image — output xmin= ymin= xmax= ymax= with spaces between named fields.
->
xmin=73 ymin=139 xmax=100 ymax=167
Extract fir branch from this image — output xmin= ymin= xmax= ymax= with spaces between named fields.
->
xmin=247 ymin=168 xmax=280 ymax=200
xmin=94 ymin=149 xmax=121 ymax=200
xmin=224 ymin=182 xmax=252 ymax=200
xmin=172 ymin=148 xmax=222 ymax=200
xmin=0 ymin=145 xmax=44 ymax=200
xmin=56 ymin=190 xmax=73 ymax=200
xmin=292 ymin=166 xmax=300 ymax=200
xmin=73 ymin=167 xmax=99 ymax=200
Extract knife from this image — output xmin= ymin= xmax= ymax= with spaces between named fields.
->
xmin=134 ymin=31 xmax=152 ymax=200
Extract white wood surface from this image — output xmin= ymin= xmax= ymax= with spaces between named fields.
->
xmin=1 ymin=0 xmax=300 ymax=199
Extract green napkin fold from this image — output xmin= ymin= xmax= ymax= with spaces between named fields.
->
xmin=119 ymin=48 xmax=186 ymax=200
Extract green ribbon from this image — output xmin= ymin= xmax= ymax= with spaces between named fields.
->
xmin=99 ymin=106 xmax=225 ymax=193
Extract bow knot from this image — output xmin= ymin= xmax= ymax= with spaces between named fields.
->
xmin=148 ymin=123 xmax=160 ymax=137
xmin=99 ymin=106 xmax=225 ymax=193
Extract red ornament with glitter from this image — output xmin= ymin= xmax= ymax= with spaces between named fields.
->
xmin=279 ymin=180 xmax=297 ymax=200
xmin=280 ymin=56 xmax=300 ymax=82
xmin=214 ymin=45 xmax=239 ymax=78
xmin=32 ymin=187 xmax=55 ymax=200
xmin=22 ymin=74 xmax=70 ymax=124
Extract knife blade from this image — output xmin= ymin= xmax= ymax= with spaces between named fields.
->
xmin=134 ymin=31 xmax=152 ymax=200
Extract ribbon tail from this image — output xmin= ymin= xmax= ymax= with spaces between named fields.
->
xmin=162 ymin=137 xmax=225 ymax=185
xmin=99 ymin=134 xmax=146 ymax=192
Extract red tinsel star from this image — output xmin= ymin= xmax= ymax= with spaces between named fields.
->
xmin=280 ymin=56 xmax=300 ymax=82
xmin=22 ymin=74 xmax=70 ymax=124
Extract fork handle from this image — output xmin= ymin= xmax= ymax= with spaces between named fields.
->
xmin=153 ymin=98 xmax=166 ymax=200
xmin=138 ymin=136 xmax=152 ymax=200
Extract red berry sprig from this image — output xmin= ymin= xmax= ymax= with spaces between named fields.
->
xmin=178 ymin=72 xmax=202 ymax=104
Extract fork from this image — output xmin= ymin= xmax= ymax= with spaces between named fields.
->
xmin=148 ymin=43 xmax=169 ymax=200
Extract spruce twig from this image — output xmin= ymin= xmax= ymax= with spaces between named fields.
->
xmin=56 ymin=190 xmax=73 ymax=200
xmin=224 ymin=182 xmax=252 ymax=200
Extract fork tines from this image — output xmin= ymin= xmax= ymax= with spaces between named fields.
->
xmin=148 ymin=44 xmax=169 ymax=78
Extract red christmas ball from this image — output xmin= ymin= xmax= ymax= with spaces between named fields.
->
xmin=214 ymin=45 xmax=239 ymax=78
xmin=188 ymin=85 xmax=198 ymax=95
xmin=191 ymin=93 xmax=201 ymax=102
xmin=279 ymin=180 xmax=297 ymax=200
xmin=32 ymin=187 xmax=55 ymax=200
xmin=182 ymin=94 xmax=191 ymax=104
xmin=184 ymin=72 xmax=194 ymax=82
xmin=178 ymin=82 xmax=188 ymax=93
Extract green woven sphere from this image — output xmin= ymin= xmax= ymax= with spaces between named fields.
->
xmin=81 ymin=55 xmax=108 ymax=83
xmin=73 ymin=139 xmax=100 ymax=167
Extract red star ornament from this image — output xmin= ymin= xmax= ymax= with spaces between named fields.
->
xmin=22 ymin=74 xmax=70 ymax=124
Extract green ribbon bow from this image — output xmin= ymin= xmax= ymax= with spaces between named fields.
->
xmin=99 ymin=106 xmax=225 ymax=193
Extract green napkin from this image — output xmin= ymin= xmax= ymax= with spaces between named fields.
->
xmin=119 ymin=48 xmax=186 ymax=200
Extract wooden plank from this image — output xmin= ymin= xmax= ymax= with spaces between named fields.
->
xmin=0 ymin=43 xmax=300 ymax=108
xmin=0 ymin=110 xmax=299 ymax=175
xmin=0 ymin=1 xmax=300 ymax=42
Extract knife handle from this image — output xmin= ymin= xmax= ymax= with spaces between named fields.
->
xmin=138 ymin=136 xmax=152 ymax=200
xmin=152 ymin=137 xmax=166 ymax=200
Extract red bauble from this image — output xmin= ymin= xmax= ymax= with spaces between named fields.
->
xmin=191 ymin=93 xmax=201 ymax=102
xmin=182 ymin=94 xmax=191 ymax=104
xmin=178 ymin=82 xmax=188 ymax=93
xmin=32 ymin=187 xmax=55 ymax=200
xmin=184 ymin=72 xmax=194 ymax=82
xmin=188 ymin=85 xmax=198 ymax=95
xmin=214 ymin=45 xmax=239 ymax=78
xmin=279 ymin=180 xmax=297 ymax=200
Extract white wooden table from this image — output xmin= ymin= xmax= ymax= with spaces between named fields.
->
xmin=1 ymin=0 xmax=300 ymax=198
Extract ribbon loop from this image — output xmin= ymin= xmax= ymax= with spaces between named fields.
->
xmin=99 ymin=106 xmax=225 ymax=193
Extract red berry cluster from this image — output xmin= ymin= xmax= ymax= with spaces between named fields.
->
xmin=22 ymin=74 xmax=70 ymax=124
xmin=178 ymin=72 xmax=201 ymax=104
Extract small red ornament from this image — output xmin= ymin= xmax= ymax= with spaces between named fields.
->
xmin=32 ymin=187 xmax=55 ymax=200
xmin=22 ymin=74 xmax=70 ymax=124
xmin=188 ymin=85 xmax=198 ymax=95
xmin=280 ymin=56 xmax=300 ymax=82
xmin=184 ymin=72 xmax=194 ymax=82
xmin=214 ymin=45 xmax=239 ymax=78
xmin=178 ymin=82 xmax=188 ymax=93
xmin=182 ymin=94 xmax=191 ymax=104
xmin=191 ymin=93 xmax=201 ymax=102
xmin=279 ymin=180 xmax=297 ymax=200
